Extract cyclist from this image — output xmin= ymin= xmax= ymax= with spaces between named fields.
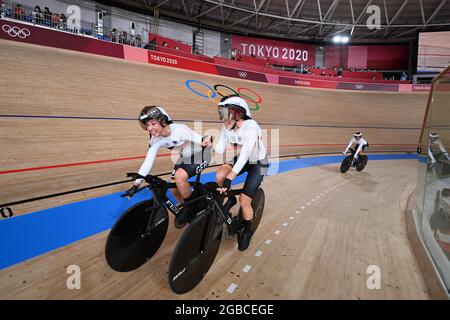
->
xmin=214 ymin=95 xmax=269 ymax=251
xmin=123 ymin=106 xmax=212 ymax=227
xmin=428 ymin=132 xmax=449 ymax=165
xmin=343 ymin=132 xmax=369 ymax=162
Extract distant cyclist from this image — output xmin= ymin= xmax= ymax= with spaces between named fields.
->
xmin=123 ymin=106 xmax=212 ymax=227
xmin=343 ymin=132 xmax=369 ymax=161
xmin=214 ymin=95 xmax=269 ymax=251
xmin=428 ymin=132 xmax=449 ymax=165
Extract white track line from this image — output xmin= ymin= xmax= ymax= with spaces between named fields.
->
xmin=274 ymin=230 xmax=281 ymax=235
xmin=282 ymin=222 xmax=288 ymax=227
xmin=265 ymin=239 xmax=272 ymax=245
xmin=226 ymin=283 xmax=238 ymax=294
xmin=242 ymin=265 xmax=252 ymax=273
xmin=255 ymin=250 xmax=263 ymax=257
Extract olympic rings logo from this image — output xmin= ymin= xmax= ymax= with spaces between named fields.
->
xmin=2 ymin=24 xmax=31 ymax=39
xmin=355 ymin=84 xmax=364 ymax=90
xmin=184 ymin=80 xmax=263 ymax=111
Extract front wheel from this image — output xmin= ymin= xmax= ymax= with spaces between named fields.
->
xmin=340 ymin=156 xmax=352 ymax=173
xmin=168 ymin=210 xmax=222 ymax=294
xmin=105 ymin=200 xmax=169 ymax=272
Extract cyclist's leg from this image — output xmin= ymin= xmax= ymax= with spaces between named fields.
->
xmin=237 ymin=159 xmax=267 ymax=251
xmin=170 ymin=170 xmax=183 ymax=202
xmin=216 ymin=164 xmax=233 ymax=186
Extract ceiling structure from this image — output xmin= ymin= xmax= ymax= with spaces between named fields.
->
xmin=106 ymin=0 xmax=450 ymax=42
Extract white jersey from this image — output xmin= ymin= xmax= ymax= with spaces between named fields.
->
xmin=136 ymin=123 xmax=203 ymax=183
xmin=345 ymin=137 xmax=368 ymax=154
xmin=215 ymin=120 xmax=266 ymax=175
xmin=428 ymin=139 xmax=449 ymax=163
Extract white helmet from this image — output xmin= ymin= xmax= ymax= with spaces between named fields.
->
xmin=218 ymin=95 xmax=251 ymax=121
xmin=354 ymin=132 xmax=362 ymax=138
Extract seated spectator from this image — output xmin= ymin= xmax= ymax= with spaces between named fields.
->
xmin=162 ymin=41 xmax=168 ymax=47
xmin=14 ymin=4 xmax=25 ymax=20
xmin=337 ymin=67 xmax=343 ymax=77
xmin=43 ymin=7 xmax=52 ymax=25
xmin=175 ymin=45 xmax=180 ymax=51
xmin=33 ymin=6 xmax=43 ymax=24
xmin=400 ymin=72 xmax=407 ymax=81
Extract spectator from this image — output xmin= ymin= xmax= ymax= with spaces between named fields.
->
xmin=110 ymin=28 xmax=118 ymax=43
xmin=336 ymin=67 xmax=343 ymax=77
xmin=14 ymin=4 xmax=25 ymax=20
xmin=400 ymin=72 xmax=407 ymax=81
xmin=59 ymin=13 xmax=67 ymax=29
xmin=231 ymin=48 xmax=238 ymax=60
xmin=135 ymin=35 xmax=142 ymax=48
xmin=43 ymin=7 xmax=52 ymax=25
xmin=32 ymin=6 xmax=43 ymax=24
xmin=52 ymin=13 xmax=60 ymax=28
xmin=162 ymin=41 xmax=168 ymax=47
xmin=0 ymin=0 xmax=5 ymax=18
xmin=175 ymin=45 xmax=179 ymax=51
xmin=120 ymin=31 xmax=128 ymax=44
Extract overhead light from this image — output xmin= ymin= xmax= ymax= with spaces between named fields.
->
xmin=332 ymin=35 xmax=350 ymax=44
xmin=333 ymin=35 xmax=342 ymax=43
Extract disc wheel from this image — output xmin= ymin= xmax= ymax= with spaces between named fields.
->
xmin=168 ymin=210 xmax=222 ymax=294
xmin=356 ymin=155 xmax=368 ymax=172
xmin=340 ymin=156 xmax=352 ymax=173
xmin=105 ymin=200 xmax=169 ymax=272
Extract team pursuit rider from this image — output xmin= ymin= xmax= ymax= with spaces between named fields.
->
xmin=215 ymin=95 xmax=269 ymax=251
xmin=343 ymin=132 xmax=369 ymax=161
xmin=123 ymin=106 xmax=213 ymax=227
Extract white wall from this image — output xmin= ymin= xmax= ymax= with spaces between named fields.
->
xmin=157 ymin=19 xmax=193 ymax=45
xmin=203 ymin=28 xmax=221 ymax=57
xmin=110 ymin=6 xmax=150 ymax=42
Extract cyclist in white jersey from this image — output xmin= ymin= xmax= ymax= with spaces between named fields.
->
xmin=123 ymin=106 xmax=212 ymax=227
xmin=428 ymin=132 xmax=449 ymax=165
xmin=343 ymin=132 xmax=369 ymax=160
xmin=214 ymin=95 xmax=269 ymax=251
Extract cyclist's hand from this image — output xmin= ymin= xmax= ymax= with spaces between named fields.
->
xmin=342 ymin=151 xmax=347 ymax=155
xmin=121 ymin=185 xmax=138 ymax=198
xmin=202 ymin=136 xmax=213 ymax=147
xmin=353 ymin=154 xmax=358 ymax=160
xmin=217 ymin=178 xmax=232 ymax=194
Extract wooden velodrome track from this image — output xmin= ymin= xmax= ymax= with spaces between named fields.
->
xmin=0 ymin=39 xmax=431 ymax=299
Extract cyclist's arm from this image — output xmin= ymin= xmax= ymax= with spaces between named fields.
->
xmin=180 ymin=125 xmax=203 ymax=145
xmin=231 ymin=128 xmax=258 ymax=175
xmin=344 ymin=138 xmax=354 ymax=153
xmin=214 ymin=126 xmax=227 ymax=154
xmin=354 ymin=143 xmax=363 ymax=157
xmin=135 ymin=140 xmax=163 ymax=185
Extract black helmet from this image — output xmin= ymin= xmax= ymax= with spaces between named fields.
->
xmin=139 ymin=106 xmax=171 ymax=130
xmin=354 ymin=132 xmax=362 ymax=138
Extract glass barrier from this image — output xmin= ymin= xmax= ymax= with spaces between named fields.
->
xmin=416 ymin=65 xmax=450 ymax=292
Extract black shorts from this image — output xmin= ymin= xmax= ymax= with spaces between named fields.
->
xmin=171 ymin=150 xmax=210 ymax=180
xmin=353 ymin=143 xmax=369 ymax=152
xmin=227 ymin=155 xmax=269 ymax=198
